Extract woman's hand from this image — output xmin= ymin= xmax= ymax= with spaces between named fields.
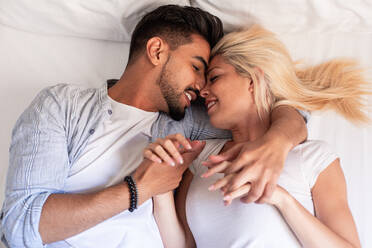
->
xmin=208 ymin=172 xmax=289 ymax=207
xmin=202 ymin=136 xmax=288 ymax=204
xmin=143 ymin=133 xmax=193 ymax=166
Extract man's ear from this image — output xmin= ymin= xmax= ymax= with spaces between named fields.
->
xmin=146 ymin=37 xmax=169 ymax=66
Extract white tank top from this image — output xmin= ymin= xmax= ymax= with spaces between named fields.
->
xmin=186 ymin=139 xmax=338 ymax=248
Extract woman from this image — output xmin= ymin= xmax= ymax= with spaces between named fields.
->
xmin=148 ymin=25 xmax=370 ymax=247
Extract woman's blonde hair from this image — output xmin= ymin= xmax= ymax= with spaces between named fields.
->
xmin=211 ymin=25 xmax=372 ymax=123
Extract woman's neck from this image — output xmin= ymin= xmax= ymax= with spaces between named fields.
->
xmin=230 ymin=111 xmax=271 ymax=144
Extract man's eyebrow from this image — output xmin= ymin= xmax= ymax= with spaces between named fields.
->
xmin=193 ymin=56 xmax=208 ymax=71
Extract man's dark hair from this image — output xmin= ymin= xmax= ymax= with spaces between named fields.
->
xmin=128 ymin=4 xmax=224 ymax=64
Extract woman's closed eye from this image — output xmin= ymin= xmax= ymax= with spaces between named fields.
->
xmin=209 ymin=75 xmax=219 ymax=83
xmin=193 ymin=65 xmax=200 ymax=72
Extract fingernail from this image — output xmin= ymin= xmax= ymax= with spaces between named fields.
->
xmin=187 ymin=144 xmax=192 ymax=150
xmin=223 ymin=195 xmax=231 ymax=201
xmin=179 ymin=158 xmax=184 ymax=164
xmin=157 ymin=159 xmax=162 ymax=163
xmin=170 ymin=161 xmax=175 ymax=166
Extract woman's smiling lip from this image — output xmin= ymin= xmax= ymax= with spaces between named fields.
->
xmin=205 ymin=98 xmax=218 ymax=111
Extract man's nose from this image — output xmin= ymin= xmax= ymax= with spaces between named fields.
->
xmin=195 ymin=75 xmax=207 ymax=91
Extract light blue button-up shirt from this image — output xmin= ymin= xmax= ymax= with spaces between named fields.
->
xmin=0 ymin=83 xmax=308 ymax=247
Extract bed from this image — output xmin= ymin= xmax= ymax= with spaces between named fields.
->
xmin=0 ymin=1 xmax=371 ymax=247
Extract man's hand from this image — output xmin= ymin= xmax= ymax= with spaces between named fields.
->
xmin=203 ymin=106 xmax=307 ymax=205
xmin=134 ymin=139 xmax=205 ymax=201
xmin=202 ymin=136 xmax=289 ymax=204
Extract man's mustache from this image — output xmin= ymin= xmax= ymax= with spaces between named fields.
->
xmin=185 ymin=87 xmax=200 ymax=96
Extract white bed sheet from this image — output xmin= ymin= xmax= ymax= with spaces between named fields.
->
xmin=1 ymin=2 xmax=372 ymax=248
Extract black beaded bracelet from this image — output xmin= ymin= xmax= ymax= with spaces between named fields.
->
xmin=124 ymin=176 xmax=138 ymax=212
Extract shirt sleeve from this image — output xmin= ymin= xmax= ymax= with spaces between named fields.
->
xmin=300 ymin=140 xmax=338 ymax=189
xmin=151 ymin=99 xmax=310 ymax=142
xmin=151 ymin=99 xmax=231 ymax=141
xmin=298 ymin=109 xmax=310 ymax=123
xmin=1 ymin=87 xmax=70 ymax=247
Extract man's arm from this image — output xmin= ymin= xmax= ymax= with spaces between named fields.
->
xmin=203 ymin=106 xmax=307 ymax=203
xmin=1 ymin=87 xmax=72 ymax=247
xmin=39 ymin=183 xmax=135 ymax=244
xmin=268 ymin=106 xmax=307 ymax=151
xmin=42 ymin=140 xmax=205 ymax=245
xmin=2 ymin=88 xmax=134 ymax=246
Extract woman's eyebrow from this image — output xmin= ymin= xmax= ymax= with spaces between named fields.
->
xmin=207 ymin=66 xmax=220 ymax=75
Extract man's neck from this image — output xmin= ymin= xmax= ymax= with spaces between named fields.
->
xmin=108 ymin=63 xmax=162 ymax=112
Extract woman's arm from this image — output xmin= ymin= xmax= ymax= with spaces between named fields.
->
xmin=147 ymin=134 xmax=204 ymax=248
xmin=175 ymin=169 xmax=196 ymax=248
xmin=153 ymin=192 xmax=186 ymax=248
xmin=153 ymin=168 xmax=196 ymax=248
xmin=273 ymin=159 xmax=361 ymax=248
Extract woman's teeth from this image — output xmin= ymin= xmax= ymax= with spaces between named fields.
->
xmin=208 ymin=101 xmax=217 ymax=109
xmin=185 ymin=92 xmax=192 ymax=101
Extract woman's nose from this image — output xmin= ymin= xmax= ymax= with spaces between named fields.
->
xmin=200 ymin=87 xmax=209 ymax=98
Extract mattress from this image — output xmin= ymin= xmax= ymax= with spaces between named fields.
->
xmin=0 ymin=1 xmax=371 ymax=247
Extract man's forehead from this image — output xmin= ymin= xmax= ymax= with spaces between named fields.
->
xmin=184 ymin=34 xmax=211 ymax=60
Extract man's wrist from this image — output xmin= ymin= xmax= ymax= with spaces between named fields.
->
xmin=132 ymin=172 xmax=151 ymax=205
xmin=124 ymin=176 xmax=138 ymax=212
xmin=263 ymin=129 xmax=293 ymax=155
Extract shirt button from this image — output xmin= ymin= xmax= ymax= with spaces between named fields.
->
xmin=108 ymin=109 xmax=112 ymax=115
xmin=89 ymin=129 xmax=95 ymax=135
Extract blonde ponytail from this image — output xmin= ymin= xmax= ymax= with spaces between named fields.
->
xmin=212 ymin=25 xmax=372 ymax=123
xmin=275 ymin=59 xmax=371 ymax=123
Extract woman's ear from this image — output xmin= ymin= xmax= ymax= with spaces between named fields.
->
xmin=250 ymin=67 xmax=265 ymax=92
xmin=247 ymin=75 xmax=254 ymax=93
xmin=146 ymin=37 xmax=169 ymax=66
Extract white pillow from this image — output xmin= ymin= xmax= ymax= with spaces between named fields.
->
xmin=0 ymin=0 xmax=190 ymax=41
xmin=190 ymin=0 xmax=372 ymax=34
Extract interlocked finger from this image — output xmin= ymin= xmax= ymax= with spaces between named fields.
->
xmin=158 ymin=138 xmax=183 ymax=164
xmin=148 ymin=143 xmax=175 ymax=166
xmin=223 ymin=183 xmax=251 ymax=206
xmin=167 ymin=133 xmax=192 ymax=151
xmin=208 ymin=174 xmax=234 ymax=191
xmin=143 ymin=149 xmax=162 ymax=163
xmin=202 ymin=161 xmax=232 ymax=178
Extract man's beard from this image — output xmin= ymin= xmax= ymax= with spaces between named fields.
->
xmin=158 ymin=60 xmax=186 ymax=121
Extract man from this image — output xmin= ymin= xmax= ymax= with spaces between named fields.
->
xmin=0 ymin=5 xmax=307 ymax=247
